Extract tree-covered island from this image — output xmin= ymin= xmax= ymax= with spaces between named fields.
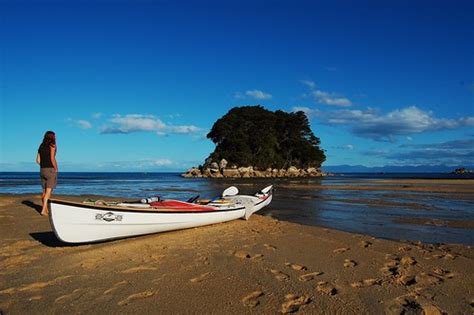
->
xmin=182 ymin=105 xmax=327 ymax=178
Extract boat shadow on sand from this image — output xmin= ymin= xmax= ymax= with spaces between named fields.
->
xmin=29 ymin=232 xmax=79 ymax=247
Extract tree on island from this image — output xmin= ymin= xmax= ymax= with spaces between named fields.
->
xmin=206 ymin=105 xmax=326 ymax=169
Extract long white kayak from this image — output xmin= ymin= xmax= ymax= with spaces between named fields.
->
xmin=48 ymin=185 xmax=273 ymax=244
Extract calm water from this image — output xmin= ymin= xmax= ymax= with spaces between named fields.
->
xmin=1 ymin=172 xmax=473 ymax=245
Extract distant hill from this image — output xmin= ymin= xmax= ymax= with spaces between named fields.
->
xmin=322 ymin=164 xmax=474 ymax=173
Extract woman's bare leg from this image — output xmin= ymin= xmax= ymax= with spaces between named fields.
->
xmin=41 ymin=187 xmax=52 ymax=216
xmin=41 ymin=188 xmax=46 ymax=207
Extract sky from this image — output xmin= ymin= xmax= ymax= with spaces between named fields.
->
xmin=1 ymin=0 xmax=473 ymax=172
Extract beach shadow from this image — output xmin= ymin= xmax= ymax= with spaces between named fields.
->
xmin=22 ymin=200 xmax=42 ymax=214
xmin=29 ymin=232 xmax=116 ymax=247
xmin=30 ymin=232 xmax=79 ymax=247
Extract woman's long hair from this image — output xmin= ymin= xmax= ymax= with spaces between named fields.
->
xmin=41 ymin=131 xmax=56 ymax=148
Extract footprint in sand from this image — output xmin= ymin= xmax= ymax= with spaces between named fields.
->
xmin=242 ymin=290 xmax=264 ymax=307
xmin=299 ymin=271 xmax=323 ymax=282
xmin=118 ymin=291 xmax=154 ymax=306
xmin=234 ymin=251 xmax=263 ymax=260
xmin=190 ymin=272 xmax=211 ymax=283
xmin=385 ymin=296 xmax=443 ymax=315
xmin=285 ymin=262 xmax=307 ymax=271
xmin=343 ymin=259 xmax=357 ymax=268
xmin=385 ymin=296 xmax=422 ymax=315
xmin=104 ymin=281 xmax=129 ymax=294
xmin=280 ymin=294 xmax=311 ymax=314
xmin=364 ymin=278 xmax=382 ymax=286
xmin=400 ymin=256 xmax=417 ymax=266
xmin=396 ymin=274 xmax=416 ymax=286
xmin=385 ymin=254 xmax=400 ymax=260
xmin=0 ymin=287 xmax=16 ymax=295
xmin=333 ymin=247 xmax=350 ymax=254
xmin=398 ymin=246 xmax=412 ymax=252
xmin=438 ymin=253 xmax=459 ymax=260
xmin=351 ymin=278 xmax=382 ymax=288
xmin=271 ymin=269 xmax=290 ymax=281
xmin=55 ymin=289 xmax=83 ymax=304
xmin=380 ymin=259 xmax=400 ymax=277
xmin=2 ymin=240 xmax=39 ymax=256
xmin=80 ymin=258 xmax=105 ymax=269
xmin=263 ymin=244 xmax=277 ymax=251
xmin=359 ymin=240 xmax=372 ymax=248
xmin=316 ymin=282 xmax=337 ymax=296
xmin=18 ymin=275 xmax=73 ymax=293
xmin=432 ymin=267 xmax=455 ymax=279
xmin=121 ymin=266 xmax=157 ymax=274
xmin=415 ymin=273 xmax=443 ymax=286
xmin=1 ymin=255 xmax=39 ymax=270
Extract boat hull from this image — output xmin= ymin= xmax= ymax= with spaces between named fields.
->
xmin=49 ymin=201 xmax=246 ymax=243
xmin=48 ymin=185 xmax=273 ymax=243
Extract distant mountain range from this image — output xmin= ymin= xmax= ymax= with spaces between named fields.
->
xmin=322 ymin=164 xmax=474 ymax=173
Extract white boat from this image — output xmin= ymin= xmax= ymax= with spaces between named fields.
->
xmin=48 ymin=185 xmax=273 ymax=244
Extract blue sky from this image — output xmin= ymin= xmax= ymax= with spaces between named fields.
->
xmin=1 ymin=0 xmax=473 ymax=172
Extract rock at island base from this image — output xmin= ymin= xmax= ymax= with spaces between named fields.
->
xmin=181 ymin=165 xmax=327 ymax=178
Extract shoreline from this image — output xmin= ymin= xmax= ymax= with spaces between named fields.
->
xmin=2 ymin=181 xmax=474 ymax=246
xmin=1 ymin=194 xmax=473 ymax=313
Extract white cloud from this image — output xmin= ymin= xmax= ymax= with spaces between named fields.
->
xmin=235 ymin=89 xmax=272 ymax=100
xmin=67 ymin=118 xmax=92 ymax=129
xmin=152 ymin=159 xmax=173 ymax=166
xmin=313 ymin=106 xmax=474 ymax=142
xmin=100 ymin=114 xmax=201 ymax=136
xmin=332 ymin=144 xmax=354 ymax=150
xmin=77 ymin=120 xmax=92 ymax=129
xmin=300 ymin=80 xmax=316 ymax=89
xmin=245 ymin=89 xmax=272 ymax=100
xmin=312 ymin=90 xmax=352 ymax=106
xmin=169 ymin=125 xmax=201 ymax=134
xmin=300 ymin=80 xmax=352 ymax=107
xmin=103 ymin=114 xmax=166 ymax=133
xmin=234 ymin=92 xmax=244 ymax=99
xmin=92 ymin=112 xmax=102 ymax=119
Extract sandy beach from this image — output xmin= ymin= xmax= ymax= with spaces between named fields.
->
xmin=1 ymin=192 xmax=473 ymax=314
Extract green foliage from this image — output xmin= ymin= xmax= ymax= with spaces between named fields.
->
xmin=206 ymin=106 xmax=326 ymax=169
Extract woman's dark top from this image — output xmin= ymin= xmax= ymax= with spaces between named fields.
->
xmin=38 ymin=144 xmax=54 ymax=168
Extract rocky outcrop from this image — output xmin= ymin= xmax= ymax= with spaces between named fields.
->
xmin=181 ymin=159 xmax=327 ymax=178
xmin=451 ymin=168 xmax=472 ymax=174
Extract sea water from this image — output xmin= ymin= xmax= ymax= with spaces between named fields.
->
xmin=1 ymin=172 xmax=473 ymax=245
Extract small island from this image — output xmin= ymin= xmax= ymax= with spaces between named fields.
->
xmin=452 ymin=167 xmax=473 ymax=174
xmin=182 ymin=105 xmax=327 ymax=178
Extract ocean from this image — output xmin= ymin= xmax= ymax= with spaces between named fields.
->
xmin=1 ymin=172 xmax=473 ymax=245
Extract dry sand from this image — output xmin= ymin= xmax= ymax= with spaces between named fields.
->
xmin=0 ymin=194 xmax=473 ymax=314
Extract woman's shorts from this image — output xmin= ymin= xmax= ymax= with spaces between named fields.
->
xmin=40 ymin=168 xmax=57 ymax=189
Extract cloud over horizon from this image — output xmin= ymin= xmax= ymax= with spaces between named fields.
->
xmin=298 ymin=106 xmax=474 ymax=142
xmin=100 ymin=114 xmax=201 ymax=136
xmin=360 ymin=138 xmax=474 ymax=166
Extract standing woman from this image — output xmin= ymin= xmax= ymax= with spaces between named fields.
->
xmin=36 ymin=131 xmax=58 ymax=216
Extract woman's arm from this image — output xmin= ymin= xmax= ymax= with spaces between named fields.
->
xmin=36 ymin=153 xmax=41 ymax=165
xmin=50 ymin=145 xmax=58 ymax=172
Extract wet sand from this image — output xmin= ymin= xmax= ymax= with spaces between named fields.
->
xmin=278 ymin=179 xmax=474 ymax=193
xmin=1 ymin=193 xmax=473 ymax=314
